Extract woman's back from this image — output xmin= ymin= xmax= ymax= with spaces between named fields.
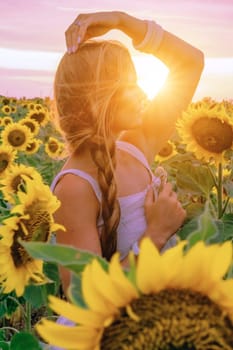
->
xmin=51 ymin=141 xmax=177 ymax=261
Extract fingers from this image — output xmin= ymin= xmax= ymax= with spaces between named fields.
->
xmin=65 ymin=16 xmax=87 ymax=54
xmin=160 ymin=182 xmax=173 ymax=195
xmin=144 ymin=187 xmax=154 ymax=207
xmin=158 ymin=182 xmax=174 ymax=201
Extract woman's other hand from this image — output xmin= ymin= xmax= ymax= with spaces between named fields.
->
xmin=144 ymin=182 xmax=186 ymax=249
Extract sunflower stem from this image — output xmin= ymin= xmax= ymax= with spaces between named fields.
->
xmin=208 ymin=165 xmax=218 ymax=188
xmin=222 ymin=196 xmax=230 ymax=216
xmin=25 ymin=300 xmax=32 ymax=333
xmin=217 ymin=162 xmax=223 ymax=219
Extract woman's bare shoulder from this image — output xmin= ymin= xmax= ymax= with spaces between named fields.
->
xmin=54 ymin=173 xmax=99 ymax=211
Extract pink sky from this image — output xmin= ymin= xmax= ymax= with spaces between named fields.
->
xmin=0 ymin=0 xmax=233 ymax=100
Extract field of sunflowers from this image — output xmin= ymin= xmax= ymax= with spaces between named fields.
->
xmin=1 ymin=94 xmax=233 ymax=349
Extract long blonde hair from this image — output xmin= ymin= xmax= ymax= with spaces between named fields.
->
xmin=54 ymin=40 xmax=136 ymax=260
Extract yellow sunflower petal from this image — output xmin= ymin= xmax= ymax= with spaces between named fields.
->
xmin=36 ymin=320 xmax=100 ymax=350
xmin=136 ymin=238 xmax=165 ymax=294
xmin=160 ymin=241 xmax=186 ymax=287
xmin=49 ymin=295 xmax=107 ymax=328
xmin=90 ymin=259 xmax=130 ymax=307
xmin=173 ymin=241 xmax=208 ymax=289
xmin=178 ymin=242 xmax=232 ymax=292
xmin=109 ymin=253 xmax=139 ymax=303
xmin=208 ymin=241 xmax=232 ymax=280
xmin=82 ymin=263 xmax=117 ymax=315
xmin=208 ymin=279 xmax=233 ymax=314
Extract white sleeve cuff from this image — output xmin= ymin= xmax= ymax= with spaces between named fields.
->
xmin=133 ymin=20 xmax=164 ymax=53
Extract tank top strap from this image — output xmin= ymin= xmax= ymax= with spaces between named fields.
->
xmin=116 ymin=140 xmax=152 ymax=173
xmin=50 ymin=169 xmax=102 ymax=202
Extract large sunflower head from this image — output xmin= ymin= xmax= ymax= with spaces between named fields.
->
xmin=0 ymin=144 xmax=17 ymax=178
xmin=1 ymin=122 xmax=33 ymax=151
xmin=0 ymin=215 xmax=46 ymax=296
xmin=176 ymin=100 xmax=233 ymax=165
xmin=0 ymin=164 xmax=43 ymax=204
xmin=0 ymin=178 xmax=65 ymax=296
xmin=36 ymin=238 xmax=233 ymax=349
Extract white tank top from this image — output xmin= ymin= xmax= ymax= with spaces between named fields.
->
xmin=50 ymin=141 xmax=177 ymax=260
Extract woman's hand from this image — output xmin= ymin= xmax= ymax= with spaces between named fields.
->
xmin=65 ymin=11 xmax=121 ymax=53
xmin=144 ymin=182 xmax=186 ymax=249
xmin=65 ymin=11 xmax=147 ymax=54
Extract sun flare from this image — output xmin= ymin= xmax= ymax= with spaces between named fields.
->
xmin=132 ymin=55 xmax=169 ymax=100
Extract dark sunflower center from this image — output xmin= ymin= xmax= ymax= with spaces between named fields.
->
xmin=23 ymin=121 xmax=36 ymax=133
xmin=25 ymin=209 xmax=51 ymax=242
xmin=4 ymin=118 xmax=12 ymax=125
xmin=26 ymin=142 xmax=36 ymax=152
xmin=11 ymin=209 xmax=51 ymax=268
xmin=4 ymin=107 xmax=10 ymax=113
xmin=8 ymin=130 xmax=26 ymax=147
xmin=30 ymin=112 xmax=45 ymax=124
xmin=48 ymin=141 xmax=59 ymax=153
xmin=11 ymin=175 xmax=27 ymax=193
xmin=0 ymin=153 xmax=9 ymax=173
xmin=101 ymin=289 xmax=233 ymax=350
xmin=11 ymin=226 xmax=33 ymax=268
xmin=3 ymin=98 xmax=10 ymax=104
xmin=158 ymin=143 xmax=173 ymax=157
xmin=191 ymin=117 xmax=233 ymax=153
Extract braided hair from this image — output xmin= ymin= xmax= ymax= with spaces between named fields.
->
xmin=53 ymin=40 xmax=136 ymax=259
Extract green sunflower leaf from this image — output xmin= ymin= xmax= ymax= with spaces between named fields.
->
xmin=0 ymin=341 xmax=10 ymax=350
xmin=176 ymin=162 xmax=215 ymax=196
xmin=69 ymin=273 xmax=88 ymax=309
xmin=21 ymin=241 xmax=108 ymax=275
xmin=215 ymin=213 xmax=233 ymax=241
xmin=23 ymin=263 xmax=59 ymax=307
xmin=9 ymin=332 xmax=42 ymax=350
xmin=185 ymin=201 xmax=219 ymax=249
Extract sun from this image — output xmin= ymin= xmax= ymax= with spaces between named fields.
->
xmin=132 ymin=54 xmax=169 ymax=100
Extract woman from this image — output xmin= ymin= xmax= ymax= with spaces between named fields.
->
xmin=51 ymin=10 xmax=204 ymax=296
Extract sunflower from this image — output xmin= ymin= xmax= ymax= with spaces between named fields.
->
xmin=34 ymin=103 xmax=43 ymax=111
xmin=19 ymin=117 xmax=40 ymax=136
xmin=1 ymin=97 xmax=10 ymax=105
xmin=28 ymin=102 xmax=36 ymax=110
xmin=0 ymin=164 xmax=43 ymax=203
xmin=24 ymin=138 xmax=42 ymax=155
xmin=1 ymin=122 xmax=33 ymax=151
xmin=2 ymin=116 xmax=13 ymax=126
xmin=155 ymin=140 xmax=177 ymax=162
xmin=26 ymin=109 xmax=50 ymax=127
xmin=44 ymin=137 xmax=65 ymax=159
xmin=10 ymin=177 xmax=62 ymax=228
xmin=0 ymin=144 xmax=17 ymax=178
xmin=176 ymin=101 xmax=233 ymax=164
xmin=1 ymin=105 xmax=12 ymax=115
xmin=0 ymin=178 xmax=64 ymax=296
xmin=0 ymin=215 xmax=45 ymax=296
xmin=10 ymin=105 xmax=17 ymax=114
xmin=36 ymin=238 xmax=233 ymax=349
xmin=10 ymin=98 xmax=17 ymax=104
